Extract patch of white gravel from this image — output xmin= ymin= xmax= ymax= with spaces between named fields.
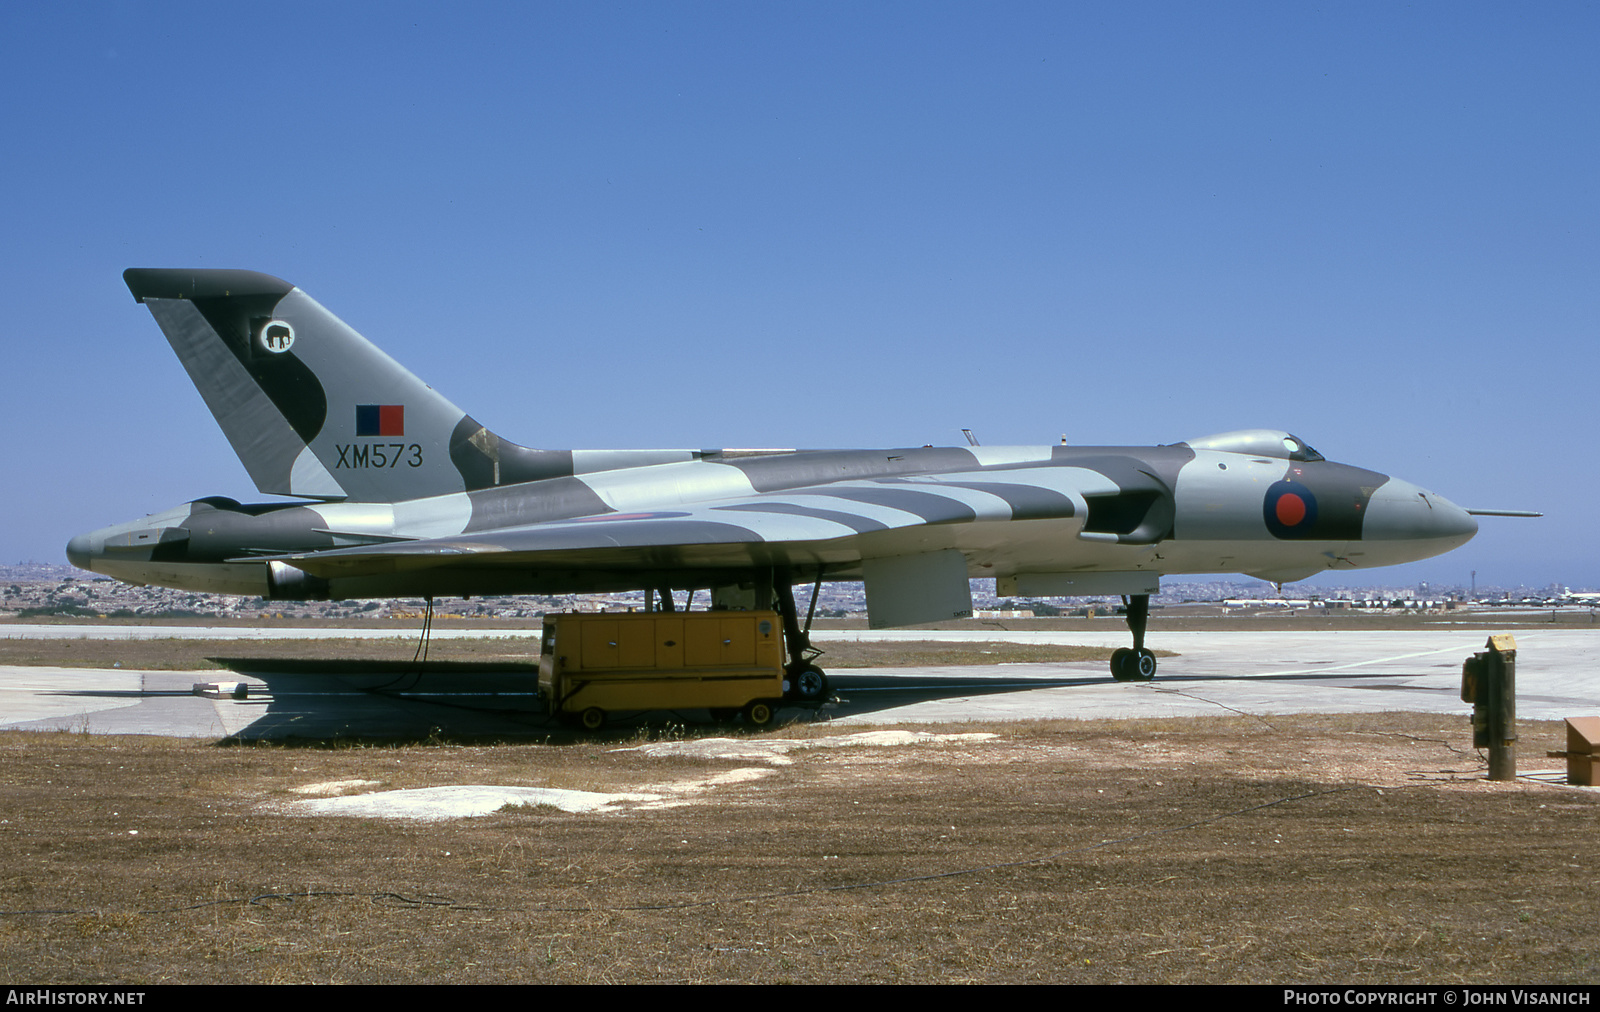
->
xmin=278 ymin=731 xmax=995 ymax=820
xmin=616 ymin=729 xmax=998 ymax=764
xmin=288 ymin=779 xmax=381 ymax=796
xmin=285 ymin=785 xmax=662 ymax=820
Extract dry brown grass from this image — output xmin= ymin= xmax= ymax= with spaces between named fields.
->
xmin=1 ymin=714 xmax=1594 ymax=984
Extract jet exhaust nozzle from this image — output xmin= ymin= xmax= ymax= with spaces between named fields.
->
xmin=266 ymin=561 xmax=331 ymax=601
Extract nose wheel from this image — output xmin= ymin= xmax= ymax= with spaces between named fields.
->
xmin=1109 ymin=594 xmax=1158 ymax=682
xmin=1110 ymin=646 xmax=1157 ymax=681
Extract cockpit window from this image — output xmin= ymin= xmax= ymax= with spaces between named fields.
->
xmin=1285 ymin=435 xmax=1325 ymax=462
xmin=1181 ymin=429 xmax=1327 ymax=461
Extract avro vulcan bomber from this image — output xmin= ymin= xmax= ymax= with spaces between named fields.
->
xmin=69 ymin=269 xmax=1505 ymax=693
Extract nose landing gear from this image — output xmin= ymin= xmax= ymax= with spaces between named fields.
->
xmin=1110 ymin=593 xmax=1157 ymax=682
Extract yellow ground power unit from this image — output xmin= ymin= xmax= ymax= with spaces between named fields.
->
xmin=539 ymin=610 xmax=786 ymax=730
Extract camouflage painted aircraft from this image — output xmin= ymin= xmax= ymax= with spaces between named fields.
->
xmin=67 ymin=268 xmax=1509 ymax=694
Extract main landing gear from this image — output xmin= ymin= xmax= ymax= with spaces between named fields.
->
xmin=1110 ymin=593 xmax=1158 ymax=682
xmin=775 ymin=572 xmax=831 ymax=705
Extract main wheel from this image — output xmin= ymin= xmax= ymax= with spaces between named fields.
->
xmin=743 ymin=700 xmax=776 ymax=728
xmin=579 ymin=707 xmax=606 ymax=731
xmin=790 ymin=664 xmax=830 ymax=703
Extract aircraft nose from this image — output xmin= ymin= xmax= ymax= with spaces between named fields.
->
xmin=66 ymin=531 xmax=99 ymax=571
xmin=1363 ymin=477 xmax=1478 ymax=546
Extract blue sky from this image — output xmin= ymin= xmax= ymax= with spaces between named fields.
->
xmin=2 ymin=2 xmax=1593 ymax=589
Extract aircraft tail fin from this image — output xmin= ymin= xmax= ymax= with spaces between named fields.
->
xmin=123 ymin=269 xmax=566 ymax=503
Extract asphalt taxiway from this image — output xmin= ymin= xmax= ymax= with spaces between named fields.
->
xmin=0 ymin=624 xmax=1594 ymax=740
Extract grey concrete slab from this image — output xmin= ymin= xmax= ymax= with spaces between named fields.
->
xmin=816 ymin=628 xmax=1600 ymax=724
xmin=0 ymin=666 xmax=146 ymax=726
xmin=0 ymin=623 xmax=532 ymax=642
xmin=0 ymin=627 xmax=1593 ymax=739
xmin=0 ymin=665 xmax=552 ymax=739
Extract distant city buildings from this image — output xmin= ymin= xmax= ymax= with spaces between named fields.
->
xmin=1 ymin=562 xmax=1593 ymax=622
